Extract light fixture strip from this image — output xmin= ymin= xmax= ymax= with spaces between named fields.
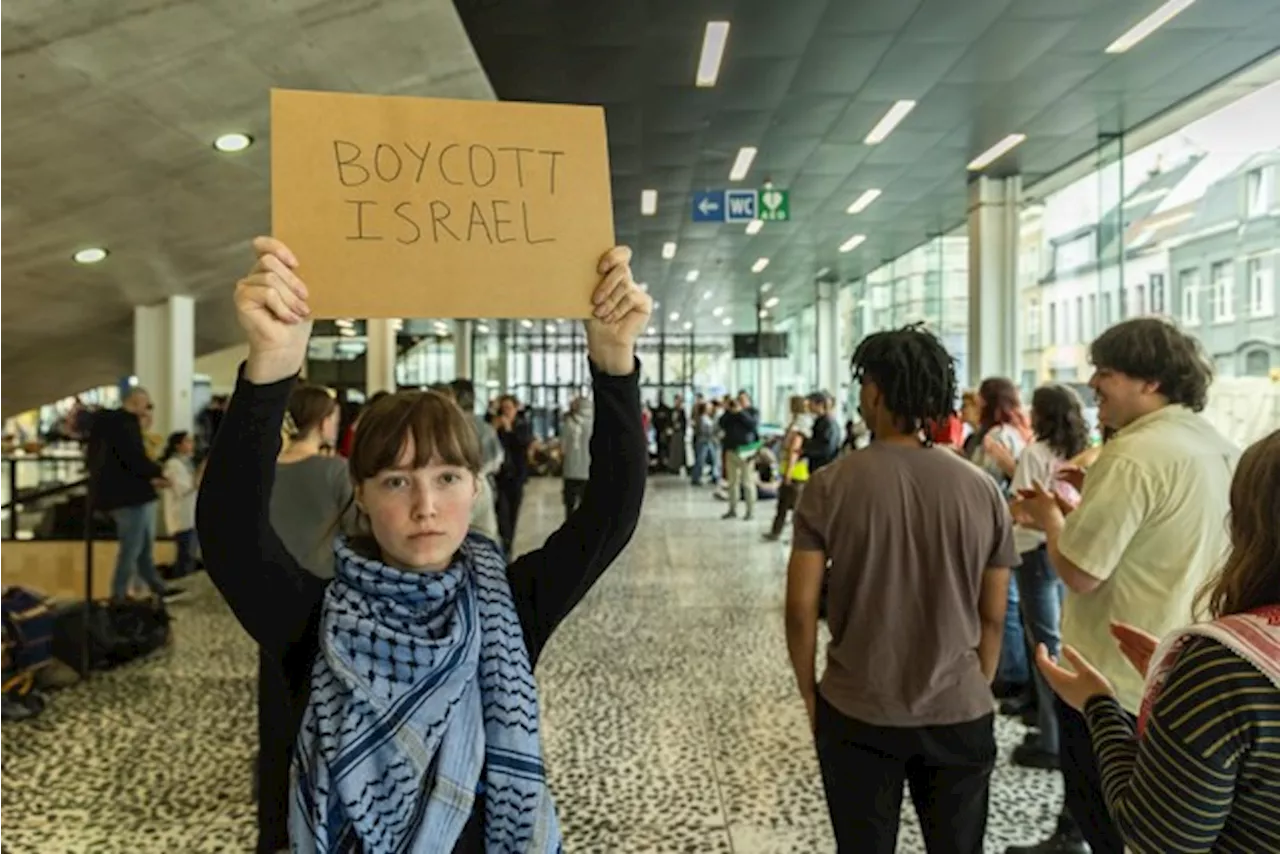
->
xmin=846 ymin=188 xmax=882 ymax=214
xmin=729 ymin=146 xmax=758 ymax=182
xmin=1105 ymin=0 xmax=1197 ymax=54
xmin=864 ymin=100 xmax=916 ymax=144
xmin=967 ymin=133 xmax=1027 ymax=171
xmin=839 ymin=234 xmax=867 ymax=253
xmin=696 ymin=21 xmax=731 ymax=87
xmin=641 ymin=189 xmax=658 ymax=215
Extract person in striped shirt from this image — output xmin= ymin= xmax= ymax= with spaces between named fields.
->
xmin=1036 ymin=429 xmax=1280 ymax=854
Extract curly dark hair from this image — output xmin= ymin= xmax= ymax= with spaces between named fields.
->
xmin=850 ymin=324 xmax=957 ymax=442
xmin=1089 ymin=318 xmax=1213 ymax=412
xmin=1030 ymin=385 xmax=1090 ymax=459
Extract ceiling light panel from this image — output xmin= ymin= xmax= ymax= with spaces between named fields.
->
xmin=864 ymin=100 xmax=916 ymax=144
xmin=696 ymin=21 xmax=731 ymax=87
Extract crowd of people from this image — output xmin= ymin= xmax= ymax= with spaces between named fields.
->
xmin=83 ymin=234 xmax=1278 ymax=853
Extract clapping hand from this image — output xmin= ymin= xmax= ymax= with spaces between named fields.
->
xmin=236 ymin=237 xmax=312 ymax=384
xmin=1111 ymin=622 xmax=1159 ymax=677
xmin=1036 ymin=644 xmax=1116 ymax=712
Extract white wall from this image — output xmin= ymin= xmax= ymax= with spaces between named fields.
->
xmin=194 ymin=344 xmax=249 ymax=395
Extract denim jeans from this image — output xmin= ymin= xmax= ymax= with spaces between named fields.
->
xmin=1016 ymin=545 xmax=1065 ymax=752
xmin=691 ymin=440 xmax=718 ymax=484
xmin=173 ymin=528 xmax=198 ymax=577
xmin=111 ymin=502 xmax=165 ymax=599
xmin=997 ymin=573 xmax=1028 ymax=686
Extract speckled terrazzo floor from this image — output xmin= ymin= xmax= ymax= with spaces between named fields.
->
xmin=1 ymin=478 xmax=1062 ymax=853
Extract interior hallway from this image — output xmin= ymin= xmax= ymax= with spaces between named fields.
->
xmin=1 ymin=478 xmax=1062 ymax=853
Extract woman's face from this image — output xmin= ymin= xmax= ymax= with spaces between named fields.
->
xmin=356 ymin=436 xmax=478 ymax=572
xmin=322 ymin=406 xmax=341 ymax=445
xmin=179 ymin=434 xmax=195 ymax=456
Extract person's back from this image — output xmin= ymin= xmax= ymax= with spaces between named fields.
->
xmin=799 ymin=444 xmax=1013 ymax=723
xmin=88 ymin=407 xmax=159 ymax=512
xmin=271 ymin=455 xmax=350 ymax=579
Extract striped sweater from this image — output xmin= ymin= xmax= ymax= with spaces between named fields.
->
xmin=1084 ymin=635 xmax=1280 ymax=853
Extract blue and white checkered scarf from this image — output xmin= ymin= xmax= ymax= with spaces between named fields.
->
xmin=290 ymin=533 xmax=561 ymax=853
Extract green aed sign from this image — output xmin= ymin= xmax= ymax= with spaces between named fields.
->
xmin=758 ymin=188 xmax=790 ymax=222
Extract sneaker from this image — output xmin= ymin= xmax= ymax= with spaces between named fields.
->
xmin=744 ymin=512 xmax=753 ymax=521
xmin=762 ymin=532 xmax=781 ymax=542
xmin=1005 ymin=829 xmax=1089 ymax=853
xmin=162 ymin=586 xmax=189 ymax=603
xmin=722 ymin=511 xmax=737 ymax=520
xmin=1011 ymin=743 xmax=1059 ymax=770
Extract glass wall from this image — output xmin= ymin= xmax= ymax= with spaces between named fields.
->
xmin=1019 ymin=80 xmax=1280 ymax=393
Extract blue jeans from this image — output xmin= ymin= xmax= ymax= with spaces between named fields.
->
xmin=691 ymin=440 xmax=718 ymax=484
xmin=997 ymin=573 xmax=1028 ymax=686
xmin=1017 ymin=546 xmax=1065 ymax=753
xmin=111 ymin=502 xmax=165 ymax=599
xmin=173 ymin=529 xmax=198 ymax=577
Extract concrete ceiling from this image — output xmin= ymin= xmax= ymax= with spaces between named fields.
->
xmin=1 ymin=0 xmax=494 ymax=416
xmin=456 ymin=0 xmax=1280 ymax=328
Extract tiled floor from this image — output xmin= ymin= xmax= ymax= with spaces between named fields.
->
xmin=2 ymin=477 xmax=1063 ymax=853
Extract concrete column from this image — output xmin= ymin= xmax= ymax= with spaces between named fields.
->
xmin=967 ymin=175 xmax=1021 ymax=385
xmin=815 ymin=280 xmax=841 ymax=395
xmin=454 ymin=320 xmax=474 ymax=380
xmin=133 ymin=295 xmax=194 ymax=436
xmin=365 ymin=318 xmax=397 ymax=394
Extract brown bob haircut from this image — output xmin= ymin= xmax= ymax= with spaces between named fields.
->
xmin=285 ymin=385 xmax=338 ymax=439
xmin=347 ymin=390 xmax=482 ymax=484
xmin=1195 ymin=429 xmax=1280 ymax=619
xmin=1089 ymin=317 xmax=1213 ymax=412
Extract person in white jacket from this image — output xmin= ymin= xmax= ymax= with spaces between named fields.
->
xmin=160 ymin=431 xmax=201 ymax=577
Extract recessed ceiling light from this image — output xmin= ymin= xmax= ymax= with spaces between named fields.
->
xmin=760 ymin=283 xmax=772 ymax=292
xmin=654 ymin=301 xmax=661 ymax=310
xmin=641 ymin=189 xmax=658 ymax=215
xmin=729 ymin=146 xmax=758 ymax=182
xmin=647 ymin=326 xmax=657 ymax=335
xmin=1106 ymin=0 xmax=1196 ymax=53
xmin=521 ymin=320 xmax=534 ymax=329
xmin=839 ymin=234 xmax=867 ymax=253
xmin=546 ymin=324 xmax=557 ymax=333
xmin=712 ymin=306 xmax=724 ymax=317
xmin=696 ymin=21 xmax=731 ymax=87
xmin=73 ymin=247 xmax=108 ymax=264
xmin=686 ymin=270 xmax=700 ymax=283
xmin=213 ymin=133 xmax=253 ymax=153
xmin=638 ymin=282 xmax=649 ymax=292
xmin=336 ymin=318 xmax=354 ymax=328
xmin=339 ymin=328 xmax=355 ymax=337
xmin=967 ymin=134 xmax=1027 ymax=171
xmin=683 ymin=321 xmax=693 ymax=331
xmin=765 ymin=297 xmax=780 ymax=308
xmin=864 ymin=100 xmax=916 ymax=145
xmin=758 ymin=309 xmax=768 ymax=319
xmin=817 ymin=267 xmax=831 ymax=277
xmin=670 ymin=311 xmax=680 ymax=322
xmin=662 ymin=241 xmax=677 ymax=259
xmin=722 ymin=317 xmax=732 ymax=327
xmin=745 ymin=219 xmax=763 ymax=235
xmin=477 ymin=324 xmax=491 ymax=334
xmin=751 ymin=257 xmax=769 ymax=273
xmin=846 ymin=189 xmax=882 ymax=214
xmin=703 ymin=290 xmax=713 ymax=300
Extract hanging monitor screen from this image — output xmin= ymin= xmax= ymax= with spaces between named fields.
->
xmin=732 ymin=332 xmax=789 ymax=359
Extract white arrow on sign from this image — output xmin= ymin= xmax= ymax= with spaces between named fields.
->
xmin=698 ymin=197 xmax=721 ymax=215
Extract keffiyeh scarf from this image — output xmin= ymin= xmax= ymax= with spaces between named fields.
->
xmin=291 ymin=533 xmax=562 ymax=853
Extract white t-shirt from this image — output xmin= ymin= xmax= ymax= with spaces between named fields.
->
xmin=162 ymin=457 xmax=197 ymax=535
xmin=1058 ymin=405 xmax=1239 ymax=712
xmin=1011 ymin=439 xmax=1060 ymax=554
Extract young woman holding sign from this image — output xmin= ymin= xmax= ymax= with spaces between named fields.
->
xmin=198 ymin=236 xmax=650 ymax=853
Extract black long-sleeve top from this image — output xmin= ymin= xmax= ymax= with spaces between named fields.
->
xmin=1084 ymin=635 xmax=1280 ymax=853
xmin=196 ymin=360 xmax=647 ymax=853
xmin=87 ymin=408 xmax=163 ymax=511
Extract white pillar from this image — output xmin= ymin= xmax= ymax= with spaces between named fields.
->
xmin=365 ymin=319 xmax=397 ymax=394
xmin=454 ymin=320 xmax=474 ymax=380
xmin=815 ymin=280 xmax=841 ymax=395
xmin=133 ymin=295 xmax=195 ymax=436
xmin=967 ymin=175 xmax=1021 ymax=385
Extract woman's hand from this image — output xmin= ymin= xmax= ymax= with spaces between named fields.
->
xmin=1036 ymin=643 xmax=1116 ymax=712
xmin=1111 ymin=622 xmax=1160 ymax=677
xmin=1015 ymin=481 xmax=1063 ymax=531
xmin=1057 ymin=464 xmax=1086 ymax=494
xmin=586 ymin=246 xmax=651 ymax=375
xmin=236 ymin=237 xmax=312 ymax=384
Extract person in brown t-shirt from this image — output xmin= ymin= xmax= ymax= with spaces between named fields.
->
xmin=786 ymin=325 xmax=1017 ymax=854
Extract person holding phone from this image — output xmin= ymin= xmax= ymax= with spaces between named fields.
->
xmin=197 ymin=237 xmax=650 ymax=853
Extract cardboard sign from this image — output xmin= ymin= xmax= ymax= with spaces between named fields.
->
xmin=270 ymin=89 xmax=615 ymax=319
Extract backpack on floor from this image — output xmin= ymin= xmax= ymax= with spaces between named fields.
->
xmin=52 ymin=599 xmax=172 ymax=675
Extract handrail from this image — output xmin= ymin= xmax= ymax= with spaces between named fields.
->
xmin=1 ymin=477 xmax=88 ymax=510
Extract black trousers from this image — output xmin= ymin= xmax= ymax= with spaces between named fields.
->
xmin=769 ymin=481 xmax=804 ymax=537
xmin=495 ymin=479 xmax=525 ymax=557
xmin=562 ymin=478 xmax=587 ymax=517
xmin=1057 ymin=696 xmax=1128 ymax=853
xmin=256 ymin=649 xmax=292 ymax=853
xmin=814 ymin=694 xmax=996 ymax=854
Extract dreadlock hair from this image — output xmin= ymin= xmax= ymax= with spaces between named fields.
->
xmin=850 ymin=324 xmax=957 ymax=444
